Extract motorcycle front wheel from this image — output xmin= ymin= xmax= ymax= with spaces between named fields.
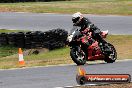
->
xmin=70 ymin=47 xmax=86 ymax=65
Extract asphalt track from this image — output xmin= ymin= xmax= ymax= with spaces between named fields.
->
xmin=0 ymin=12 xmax=132 ymax=34
xmin=0 ymin=60 xmax=132 ymax=88
xmin=0 ymin=13 xmax=132 ymax=88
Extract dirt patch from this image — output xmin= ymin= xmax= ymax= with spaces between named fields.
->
xmin=23 ymin=48 xmax=49 ymax=56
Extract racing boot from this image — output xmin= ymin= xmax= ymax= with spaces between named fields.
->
xmin=99 ymin=41 xmax=112 ymax=55
xmin=97 ymin=35 xmax=111 ymax=54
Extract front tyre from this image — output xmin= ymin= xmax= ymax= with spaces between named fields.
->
xmin=104 ymin=43 xmax=117 ymax=63
xmin=70 ymin=47 xmax=86 ymax=65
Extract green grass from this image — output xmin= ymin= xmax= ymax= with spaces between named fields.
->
xmin=0 ymin=29 xmax=28 ymax=33
xmin=0 ymin=47 xmax=72 ymax=69
xmin=0 ymin=45 xmax=18 ymax=58
xmin=25 ymin=47 xmax=72 ymax=67
xmin=0 ymin=0 xmax=132 ymax=15
xmin=0 ymin=35 xmax=132 ymax=69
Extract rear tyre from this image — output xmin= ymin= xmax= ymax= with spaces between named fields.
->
xmin=70 ymin=47 xmax=86 ymax=65
xmin=104 ymin=43 xmax=117 ymax=63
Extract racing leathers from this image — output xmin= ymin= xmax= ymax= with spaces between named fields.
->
xmin=72 ymin=17 xmax=110 ymax=53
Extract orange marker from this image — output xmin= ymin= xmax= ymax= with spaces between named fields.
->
xmin=18 ymin=48 xmax=25 ymax=67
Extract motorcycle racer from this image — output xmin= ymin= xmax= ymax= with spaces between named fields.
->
xmin=71 ymin=12 xmax=110 ymax=53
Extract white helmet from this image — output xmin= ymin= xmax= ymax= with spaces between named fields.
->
xmin=72 ymin=12 xmax=83 ymax=25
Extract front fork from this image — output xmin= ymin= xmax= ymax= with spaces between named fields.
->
xmin=77 ymin=45 xmax=82 ymax=53
xmin=77 ymin=45 xmax=88 ymax=60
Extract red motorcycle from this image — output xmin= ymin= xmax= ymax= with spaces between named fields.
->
xmin=67 ymin=28 xmax=117 ymax=65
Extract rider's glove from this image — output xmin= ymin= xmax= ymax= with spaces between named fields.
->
xmin=88 ymin=24 xmax=94 ymax=29
xmin=89 ymin=24 xmax=101 ymax=34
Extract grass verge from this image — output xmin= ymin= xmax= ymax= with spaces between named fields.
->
xmin=0 ymin=35 xmax=132 ymax=69
xmin=0 ymin=0 xmax=132 ymax=15
xmin=0 ymin=29 xmax=28 ymax=33
xmin=0 ymin=45 xmax=18 ymax=58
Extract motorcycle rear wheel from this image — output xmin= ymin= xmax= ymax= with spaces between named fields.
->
xmin=104 ymin=43 xmax=117 ymax=63
xmin=70 ymin=47 xmax=86 ymax=65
